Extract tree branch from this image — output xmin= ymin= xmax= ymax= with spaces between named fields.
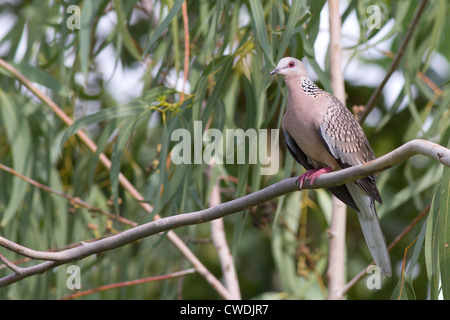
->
xmin=209 ymin=168 xmax=241 ymax=299
xmin=60 ymin=268 xmax=196 ymax=300
xmin=327 ymin=0 xmax=347 ymax=300
xmin=1 ymin=139 xmax=449 ymax=287
xmin=204 ymin=110 xmax=240 ymax=296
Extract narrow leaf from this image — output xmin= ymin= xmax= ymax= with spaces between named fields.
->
xmin=143 ymin=0 xmax=184 ymax=56
xmin=60 ymin=105 xmax=150 ymax=148
xmin=0 ymin=92 xmax=32 ymax=226
xmin=79 ymin=0 xmax=98 ymax=76
xmin=438 ymin=139 xmax=450 ymax=299
xmin=425 ymin=186 xmax=441 ymax=300
xmin=110 ymin=118 xmax=138 ymax=213
xmin=248 ymin=0 xmax=274 ymax=66
xmin=112 ymin=0 xmax=142 ymax=61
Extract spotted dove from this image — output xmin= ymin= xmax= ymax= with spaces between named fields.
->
xmin=270 ymin=57 xmax=392 ymax=277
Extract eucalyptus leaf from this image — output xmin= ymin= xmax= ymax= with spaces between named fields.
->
xmin=0 ymin=92 xmax=32 ymax=226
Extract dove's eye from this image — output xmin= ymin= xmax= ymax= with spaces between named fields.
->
xmin=288 ymin=61 xmax=295 ymax=68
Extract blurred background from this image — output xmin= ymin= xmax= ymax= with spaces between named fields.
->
xmin=0 ymin=0 xmax=449 ymax=299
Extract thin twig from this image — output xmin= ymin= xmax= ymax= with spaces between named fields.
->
xmin=398 ymin=235 xmax=419 ymax=299
xmin=0 ymin=253 xmax=22 ymax=274
xmin=358 ymin=0 xmax=429 ymax=124
xmin=60 ymin=268 xmax=196 ymax=300
xmin=417 ymin=70 xmax=444 ymax=97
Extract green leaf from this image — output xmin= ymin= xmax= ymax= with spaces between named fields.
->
xmin=142 ymin=0 xmax=184 ymax=56
xmin=275 ymin=0 xmax=303 ymax=63
xmin=60 ymin=105 xmax=150 ymax=148
xmin=406 ymin=221 xmax=427 ymax=298
xmin=425 ymin=185 xmax=441 ymax=300
xmin=201 ymin=56 xmax=234 ymax=123
xmin=0 ymin=92 xmax=32 ymax=226
xmin=248 ymin=0 xmax=274 ymax=66
xmin=438 ymin=139 xmax=450 ymax=300
xmin=0 ymin=62 xmax=72 ymax=96
xmin=110 ymin=117 xmax=139 ymax=213
xmin=378 ymin=166 xmax=443 ymax=218
xmin=392 ymin=221 xmax=427 ymax=300
xmin=79 ymin=0 xmax=99 ymax=76
xmin=87 ymin=119 xmax=120 ymax=194
xmin=60 ymin=87 xmax=175 ymax=148
xmin=112 ymin=0 xmax=142 ymax=61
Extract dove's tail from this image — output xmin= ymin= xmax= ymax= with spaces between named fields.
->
xmin=346 ymin=182 xmax=392 ymax=277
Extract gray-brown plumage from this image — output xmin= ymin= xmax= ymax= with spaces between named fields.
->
xmin=271 ymin=57 xmax=391 ymax=277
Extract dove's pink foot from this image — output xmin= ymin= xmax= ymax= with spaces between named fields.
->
xmin=296 ymin=167 xmax=333 ymax=189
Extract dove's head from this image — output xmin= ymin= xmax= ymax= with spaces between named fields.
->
xmin=270 ymin=57 xmax=307 ymax=79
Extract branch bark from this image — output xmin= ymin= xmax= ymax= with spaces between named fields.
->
xmin=60 ymin=268 xmax=196 ymax=300
xmin=1 ymin=139 xmax=449 ymax=287
xmin=209 ymin=169 xmax=241 ymax=299
xmin=328 ymin=0 xmax=347 ymax=300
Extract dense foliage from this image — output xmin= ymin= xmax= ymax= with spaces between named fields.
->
xmin=0 ymin=0 xmax=449 ymax=299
